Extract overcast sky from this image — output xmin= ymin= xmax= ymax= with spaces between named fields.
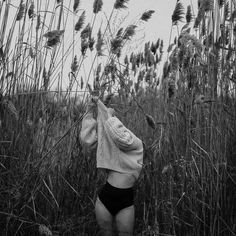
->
xmin=3 ymin=0 xmax=198 ymax=90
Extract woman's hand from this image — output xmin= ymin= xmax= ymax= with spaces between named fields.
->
xmin=91 ymin=96 xmax=99 ymax=104
xmin=86 ymin=96 xmax=98 ymax=112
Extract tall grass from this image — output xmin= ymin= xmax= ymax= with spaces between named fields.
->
xmin=0 ymin=0 xmax=235 ymax=235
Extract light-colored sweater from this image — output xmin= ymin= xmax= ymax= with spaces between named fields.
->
xmin=80 ymin=100 xmax=143 ymax=179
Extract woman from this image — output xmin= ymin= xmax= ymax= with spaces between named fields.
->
xmin=80 ymin=97 xmax=143 ymax=236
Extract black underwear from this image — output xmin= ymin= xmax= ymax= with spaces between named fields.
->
xmin=98 ymin=182 xmax=134 ymax=216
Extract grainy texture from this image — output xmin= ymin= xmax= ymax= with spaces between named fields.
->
xmin=0 ymin=0 xmax=235 ymax=235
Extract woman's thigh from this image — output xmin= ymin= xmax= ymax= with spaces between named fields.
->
xmin=95 ymin=197 xmax=113 ymax=236
xmin=115 ymin=205 xmax=135 ymax=236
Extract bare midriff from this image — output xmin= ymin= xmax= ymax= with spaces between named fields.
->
xmin=107 ymin=170 xmax=136 ymax=189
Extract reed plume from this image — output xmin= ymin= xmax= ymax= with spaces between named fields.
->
xmin=114 ymin=0 xmax=129 ymax=10
xmin=146 ymin=114 xmax=156 ymax=130
xmin=93 ymin=0 xmax=103 ymax=14
xmin=43 ymin=30 xmax=65 ymax=47
xmin=140 ymin=10 xmax=155 ymax=22
xmin=16 ymin=1 xmax=25 ymax=21
xmin=111 ymin=37 xmax=123 ymax=55
xmin=28 ymin=2 xmax=34 ymax=19
xmin=73 ymin=0 xmax=80 ymax=12
xmin=89 ymin=37 xmax=95 ymax=51
xmin=172 ymin=1 xmax=185 ymax=25
xmin=96 ymin=28 xmax=104 ymax=56
xmin=186 ymin=5 xmax=192 ymax=23
xmin=71 ymin=55 xmax=79 ymax=73
xmin=75 ymin=11 xmax=85 ymax=32
xmin=116 ymin=28 xmax=123 ymax=38
xmin=81 ymin=39 xmax=89 ymax=55
xmin=43 ymin=30 xmax=65 ymax=39
xmin=123 ymin=25 xmax=136 ymax=40
xmin=80 ymin=23 xmax=91 ymax=40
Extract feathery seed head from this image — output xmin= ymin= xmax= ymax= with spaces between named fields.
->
xmin=123 ymin=25 xmax=136 ymax=40
xmin=93 ymin=0 xmax=103 ymax=14
xmin=89 ymin=37 xmax=95 ymax=51
xmin=111 ymin=37 xmax=123 ymax=55
xmin=146 ymin=114 xmax=156 ymax=129
xmin=75 ymin=11 xmax=85 ymax=32
xmin=140 ymin=10 xmax=155 ymax=22
xmin=114 ymin=0 xmax=129 ymax=9
xmin=96 ymin=28 xmax=104 ymax=56
xmin=43 ymin=30 xmax=65 ymax=47
xmin=81 ymin=23 xmax=91 ymax=40
xmin=43 ymin=29 xmax=65 ymax=40
xmin=81 ymin=39 xmax=89 ymax=55
xmin=28 ymin=2 xmax=34 ymax=19
xmin=172 ymin=1 xmax=185 ymax=25
xmin=116 ymin=28 xmax=123 ymax=38
xmin=16 ymin=1 xmax=25 ymax=21
xmin=73 ymin=0 xmax=80 ymax=12
xmin=194 ymin=7 xmax=204 ymax=28
xmin=71 ymin=55 xmax=78 ymax=73
xmin=186 ymin=5 xmax=192 ymax=23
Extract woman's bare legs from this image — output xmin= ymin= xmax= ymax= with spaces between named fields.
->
xmin=95 ymin=198 xmax=113 ymax=236
xmin=115 ymin=205 xmax=135 ymax=236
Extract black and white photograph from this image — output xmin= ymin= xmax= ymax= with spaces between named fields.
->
xmin=0 ymin=0 xmax=235 ymax=235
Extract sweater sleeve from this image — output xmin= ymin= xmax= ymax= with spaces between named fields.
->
xmin=105 ymin=117 xmax=141 ymax=151
xmin=80 ymin=109 xmax=98 ymax=150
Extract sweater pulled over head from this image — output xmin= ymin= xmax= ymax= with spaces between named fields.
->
xmin=80 ymin=100 xmax=143 ymax=180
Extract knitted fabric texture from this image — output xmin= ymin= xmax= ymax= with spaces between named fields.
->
xmin=80 ymin=105 xmax=97 ymax=151
xmin=80 ymin=100 xmax=143 ymax=179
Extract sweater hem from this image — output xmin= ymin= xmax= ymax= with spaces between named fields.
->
xmin=97 ymin=164 xmax=141 ymax=179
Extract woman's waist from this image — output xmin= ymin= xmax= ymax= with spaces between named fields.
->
xmin=107 ymin=170 xmax=136 ymax=188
